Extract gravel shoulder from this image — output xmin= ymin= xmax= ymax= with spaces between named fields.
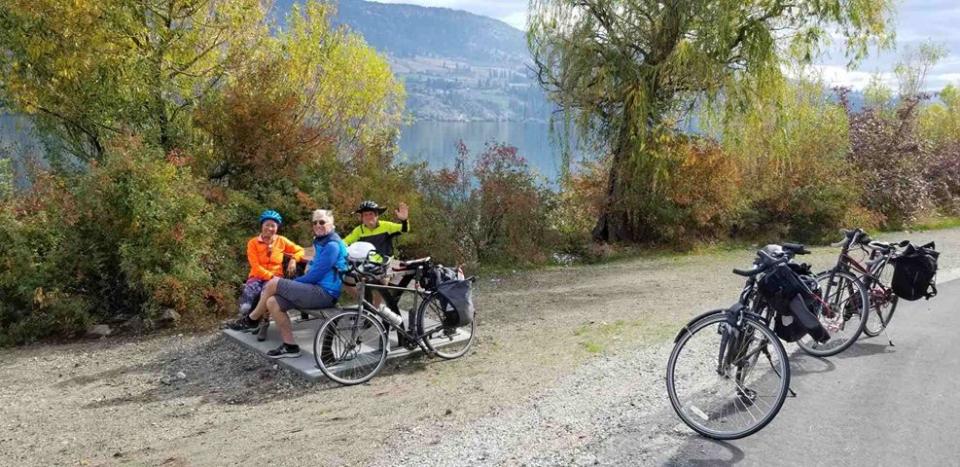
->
xmin=3 ymin=228 xmax=959 ymax=466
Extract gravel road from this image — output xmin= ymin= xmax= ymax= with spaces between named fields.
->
xmin=2 ymin=227 xmax=958 ymax=466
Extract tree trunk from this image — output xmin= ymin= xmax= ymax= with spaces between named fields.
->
xmin=592 ymin=117 xmax=636 ymax=243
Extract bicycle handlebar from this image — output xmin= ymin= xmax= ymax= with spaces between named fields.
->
xmin=732 ymin=267 xmax=759 ymax=277
xmin=732 ymin=250 xmax=788 ymax=277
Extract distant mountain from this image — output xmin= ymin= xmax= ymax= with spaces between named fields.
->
xmin=274 ymin=0 xmax=553 ymax=122
xmin=334 ymin=0 xmax=528 ymax=67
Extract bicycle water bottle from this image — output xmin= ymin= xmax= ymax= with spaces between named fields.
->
xmin=379 ymin=306 xmax=404 ymax=327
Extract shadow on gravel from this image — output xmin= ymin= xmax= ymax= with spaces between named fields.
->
xmin=665 ymin=438 xmax=745 ymax=466
xmin=63 ymin=334 xmax=447 ymax=410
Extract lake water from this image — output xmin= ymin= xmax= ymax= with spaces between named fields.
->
xmin=2 ymin=115 xmax=590 ymax=184
xmin=396 ymin=121 xmax=589 ymax=183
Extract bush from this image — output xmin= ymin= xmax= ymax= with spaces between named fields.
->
xmin=0 ymin=140 xmax=235 ymax=345
xmin=722 ymin=82 xmax=864 ymax=243
xmin=473 ymin=142 xmax=557 ymax=266
xmin=919 ymin=86 xmax=960 ymax=215
xmin=412 ymin=142 xmax=476 ymax=266
xmin=926 ymin=141 xmax=960 ymax=215
xmin=843 ymin=92 xmax=932 ymax=229
xmin=554 ymin=155 xmax=609 ymax=257
xmin=411 ymin=141 xmax=558 ymax=268
xmin=601 ymin=131 xmax=742 ymax=246
xmin=649 ymin=135 xmax=741 ymax=246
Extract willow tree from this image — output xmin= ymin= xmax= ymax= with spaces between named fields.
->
xmin=528 ymin=0 xmax=894 ymax=242
xmin=0 ymin=0 xmax=267 ymax=165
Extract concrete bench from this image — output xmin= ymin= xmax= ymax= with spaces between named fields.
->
xmin=222 ymin=307 xmax=431 ymax=381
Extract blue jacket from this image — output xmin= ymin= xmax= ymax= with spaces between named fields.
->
xmin=294 ymin=232 xmax=348 ymax=298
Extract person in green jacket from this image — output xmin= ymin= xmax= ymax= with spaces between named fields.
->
xmin=342 ymin=200 xmax=410 ymax=309
xmin=343 ymin=200 xmax=409 ymax=259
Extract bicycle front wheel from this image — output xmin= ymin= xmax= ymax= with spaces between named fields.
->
xmin=417 ymin=293 xmax=475 ymax=360
xmin=313 ymin=311 xmax=388 ymax=385
xmin=667 ymin=312 xmax=790 ymax=440
xmin=797 ymin=270 xmax=868 ymax=357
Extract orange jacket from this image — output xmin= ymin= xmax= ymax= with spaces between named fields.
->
xmin=246 ymin=235 xmax=305 ymax=281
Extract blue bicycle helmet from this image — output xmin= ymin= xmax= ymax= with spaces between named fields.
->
xmin=259 ymin=210 xmax=283 ymax=225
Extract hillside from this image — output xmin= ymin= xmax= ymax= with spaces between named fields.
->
xmin=274 ymin=0 xmax=554 ymax=122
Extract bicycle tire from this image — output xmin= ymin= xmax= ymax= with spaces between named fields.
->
xmin=417 ymin=292 xmax=475 ymax=360
xmin=667 ymin=312 xmax=790 ymax=440
xmin=313 ymin=310 xmax=388 ymax=385
xmin=797 ymin=270 xmax=868 ymax=357
xmin=862 ymin=266 xmax=898 ymax=337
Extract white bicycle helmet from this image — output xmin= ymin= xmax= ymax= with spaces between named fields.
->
xmin=347 ymin=241 xmax=377 ymax=263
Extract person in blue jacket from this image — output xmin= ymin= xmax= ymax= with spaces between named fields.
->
xmin=228 ymin=209 xmax=347 ymax=358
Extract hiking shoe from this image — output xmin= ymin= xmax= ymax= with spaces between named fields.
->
xmin=266 ymin=344 xmax=301 ymax=359
xmin=227 ymin=316 xmax=259 ymax=332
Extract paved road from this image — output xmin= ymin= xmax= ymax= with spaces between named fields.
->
xmin=576 ymin=278 xmax=959 ymax=466
xmin=657 ymin=278 xmax=960 ymax=466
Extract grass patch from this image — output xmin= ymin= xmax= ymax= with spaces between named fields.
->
xmin=573 ymin=318 xmax=678 ymax=356
xmin=580 ymin=341 xmax=605 ymax=354
xmin=909 ymin=216 xmax=960 ymax=231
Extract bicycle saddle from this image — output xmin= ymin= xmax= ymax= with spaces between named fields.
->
xmin=395 ymin=257 xmax=432 ymax=270
xmin=781 ymin=242 xmax=810 ymax=255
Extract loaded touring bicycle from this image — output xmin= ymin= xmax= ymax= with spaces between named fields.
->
xmin=311 ymin=242 xmax=477 ymax=385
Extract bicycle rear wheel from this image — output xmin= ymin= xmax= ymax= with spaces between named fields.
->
xmin=313 ymin=311 xmax=388 ymax=385
xmin=863 ymin=267 xmax=898 ymax=337
xmin=417 ymin=293 xmax=475 ymax=359
xmin=667 ymin=312 xmax=790 ymax=440
xmin=797 ymin=270 xmax=868 ymax=357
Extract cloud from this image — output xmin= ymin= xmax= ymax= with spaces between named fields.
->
xmin=500 ymin=10 xmax=527 ymax=29
xmin=793 ymin=65 xmax=896 ymax=90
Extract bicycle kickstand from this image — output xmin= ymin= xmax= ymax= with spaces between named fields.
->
xmin=763 ymin=347 xmax=797 ymax=397
xmin=883 ymin=327 xmax=895 ymax=347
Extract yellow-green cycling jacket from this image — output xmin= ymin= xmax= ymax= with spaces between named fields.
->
xmin=343 ymin=219 xmax=409 ymax=258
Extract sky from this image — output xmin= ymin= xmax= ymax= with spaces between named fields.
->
xmin=369 ymin=0 xmax=960 ymax=92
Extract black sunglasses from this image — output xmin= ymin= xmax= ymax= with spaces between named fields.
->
xmin=312 ymin=219 xmax=327 ymax=226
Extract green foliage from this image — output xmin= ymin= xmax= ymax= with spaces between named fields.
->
xmin=413 ymin=141 xmax=558 ymax=268
xmin=0 ymin=0 xmax=268 ymax=164
xmin=0 ymin=157 xmax=12 ymax=200
xmin=0 ymin=140 xmax=237 ymax=345
xmin=919 ymin=85 xmax=960 ymax=214
xmin=722 ymin=79 xmax=864 ymax=242
xmin=920 ymin=84 xmax=960 ymax=146
xmin=528 ymin=0 xmax=893 ymax=242
xmin=609 ymin=132 xmax=742 ymax=246
xmin=0 ymin=0 xmax=410 ymax=345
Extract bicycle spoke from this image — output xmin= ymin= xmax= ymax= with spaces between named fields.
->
xmin=668 ymin=315 xmax=789 ymax=439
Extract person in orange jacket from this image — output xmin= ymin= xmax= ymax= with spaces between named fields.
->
xmin=237 ymin=210 xmax=304 ymax=318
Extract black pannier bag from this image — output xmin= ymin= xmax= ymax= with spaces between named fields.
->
xmin=758 ymin=263 xmax=830 ymax=343
xmin=420 ymin=265 xmax=460 ymax=291
xmin=890 ymin=241 xmax=939 ymax=301
xmin=435 ymin=279 xmax=474 ymax=327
